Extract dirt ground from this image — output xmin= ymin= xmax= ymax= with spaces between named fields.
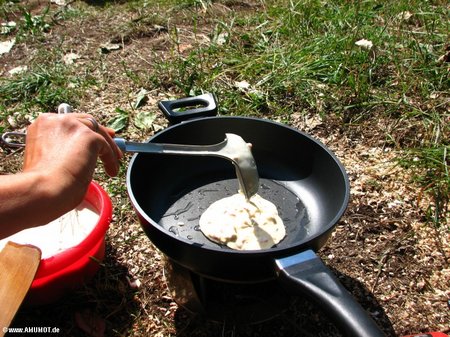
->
xmin=0 ymin=1 xmax=449 ymax=336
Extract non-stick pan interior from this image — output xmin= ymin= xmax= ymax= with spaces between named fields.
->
xmin=127 ymin=117 xmax=349 ymax=252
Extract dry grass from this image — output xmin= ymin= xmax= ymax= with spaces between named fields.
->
xmin=1 ymin=0 xmax=448 ymax=336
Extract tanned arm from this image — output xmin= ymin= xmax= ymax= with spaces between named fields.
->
xmin=0 ymin=113 xmax=122 ymax=239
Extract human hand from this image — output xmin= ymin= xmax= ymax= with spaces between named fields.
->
xmin=22 ymin=113 xmax=122 ymax=205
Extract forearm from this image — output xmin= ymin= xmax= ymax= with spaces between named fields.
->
xmin=0 ymin=113 xmax=120 ymax=240
xmin=0 ymin=172 xmax=78 ymax=239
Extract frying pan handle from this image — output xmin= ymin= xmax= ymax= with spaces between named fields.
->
xmin=275 ymin=250 xmax=386 ymax=337
xmin=158 ymin=93 xmax=218 ymax=124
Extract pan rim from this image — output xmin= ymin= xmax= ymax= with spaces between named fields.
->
xmin=126 ymin=116 xmax=350 ymax=255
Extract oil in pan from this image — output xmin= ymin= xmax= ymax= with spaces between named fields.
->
xmin=158 ymin=177 xmax=311 ymax=250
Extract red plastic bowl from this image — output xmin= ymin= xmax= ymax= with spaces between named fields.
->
xmin=25 ymin=181 xmax=112 ymax=306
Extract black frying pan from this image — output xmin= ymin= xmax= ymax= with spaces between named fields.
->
xmin=126 ymin=94 xmax=386 ymax=337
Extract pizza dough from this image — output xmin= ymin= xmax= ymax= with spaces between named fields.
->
xmin=199 ymin=193 xmax=285 ymax=250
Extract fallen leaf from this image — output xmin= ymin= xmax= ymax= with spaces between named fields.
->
xmin=355 ymin=39 xmax=373 ymax=50
xmin=0 ymin=39 xmax=15 ymax=55
xmin=8 ymin=66 xmax=28 ymax=75
xmin=234 ymin=80 xmax=251 ymax=90
xmin=1 ymin=21 xmax=16 ymax=35
xmin=108 ymin=108 xmax=129 ymax=132
xmin=133 ymin=88 xmax=149 ymax=109
xmin=215 ymin=32 xmax=228 ymax=46
xmin=134 ymin=110 xmax=156 ymax=130
xmin=63 ymin=52 xmax=81 ymax=65
xmin=51 ymin=0 xmax=68 ymax=5
xmin=99 ymin=42 xmax=121 ymax=54
xmin=437 ymin=45 xmax=450 ymax=63
xmin=396 ymin=11 xmax=413 ymax=22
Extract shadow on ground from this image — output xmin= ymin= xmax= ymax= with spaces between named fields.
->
xmin=9 ymin=241 xmax=140 ymax=336
xmin=171 ymin=267 xmax=396 ymax=337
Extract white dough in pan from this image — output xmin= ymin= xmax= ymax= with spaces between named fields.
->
xmin=199 ymin=193 xmax=285 ymax=250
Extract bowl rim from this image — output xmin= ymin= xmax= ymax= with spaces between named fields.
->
xmin=34 ymin=181 xmax=112 ymax=278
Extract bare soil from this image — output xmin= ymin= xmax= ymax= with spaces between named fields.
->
xmin=0 ymin=1 xmax=448 ymax=336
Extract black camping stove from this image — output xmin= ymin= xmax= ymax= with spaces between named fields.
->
xmin=163 ymin=259 xmax=292 ymax=324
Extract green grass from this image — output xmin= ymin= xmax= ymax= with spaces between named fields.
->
xmin=144 ymin=0 xmax=447 ymax=118
xmin=0 ymin=1 xmax=51 ymax=39
xmin=1 ymin=65 xmax=72 ymax=106
xmin=0 ymin=53 xmax=94 ymax=125
xmin=143 ymin=0 xmax=448 ymax=227
xmin=1 ymin=0 xmax=448 ymax=226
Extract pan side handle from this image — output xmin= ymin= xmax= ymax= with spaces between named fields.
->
xmin=158 ymin=93 xmax=218 ymax=124
xmin=275 ymin=250 xmax=386 ymax=337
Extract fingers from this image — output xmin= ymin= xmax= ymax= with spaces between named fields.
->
xmin=75 ymin=114 xmax=123 ymax=177
xmin=105 ymin=127 xmax=116 ymax=138
xmin=95 ymin=125 xmax=122 ymax=177
xmin=37 ymin=113 xmax=123 ymax=177
xmin=21 ymin=113 xmax=123 ymax=216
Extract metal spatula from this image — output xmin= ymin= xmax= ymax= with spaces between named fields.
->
xmin=1 ymin=130 xmax=259 ymax=199
xmin=115 ymin=133 xmax=259 ymax=199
